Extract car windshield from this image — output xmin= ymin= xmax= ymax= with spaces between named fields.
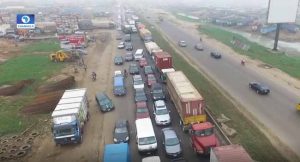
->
xmin=100 ymin=98 xmax=110 ymax=105
xmin=115 ymin=86 xmax=124 ymax=91
xmin=139 ymin=136 xmax=156 ymax=145
xmin=115 ymin=57 xmax=122 ymax=61
xmin=134 ymin=80 xmax=143 ymax=85
xmin=115 ymin=127 xmax=127 ymax=133
xmin=153 ymin=89 xmax=162 ymax=93
xmin=136 ymin=92 xmax=145 ymax=97
xmin=148 ymin=76 xmax=156 ymax=81
xmin=165 ymin=137 xmax=179 ymax=146
xmin=156 ymin=109 xmax=168 ymax=115
xmin=194 ymin=128 xmax=213 ymax=136
xmin=55 ymin=127 xmax=76 ymax=136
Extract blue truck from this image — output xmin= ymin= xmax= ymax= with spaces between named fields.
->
xmin=113 ymin=76 xmax=126 ymax=96
xmin=103 ymin=143 xmax=131 ymax=162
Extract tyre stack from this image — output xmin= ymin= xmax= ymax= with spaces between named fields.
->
xmin=0 ymin=132 xmax=39 ymax=161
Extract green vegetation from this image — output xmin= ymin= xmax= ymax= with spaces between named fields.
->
xmin=141 ymin=19 xmax=289 ymax=161
xmin=200 ymin=25 xmax=300 ymax=79
xmin=0 ymin=97 xmax=33 ymax=136
xmin=22 ymin=39 xmax=61 ymax=54
xmin=0 ymin=40 xmax=63 ymax=136
xmin=173 ymin=12 xmax=200 ymax=23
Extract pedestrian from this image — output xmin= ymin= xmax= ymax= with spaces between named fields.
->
xmin=84 ymin=64 xmax=87 ymax=72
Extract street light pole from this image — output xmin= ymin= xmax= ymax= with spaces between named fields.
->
xmin=272 ymin=23 xmax=281 ymax=51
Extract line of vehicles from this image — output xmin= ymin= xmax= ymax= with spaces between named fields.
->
xmin=49 ymin=7 xmax=254 ymax=162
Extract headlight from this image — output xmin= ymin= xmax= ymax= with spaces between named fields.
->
xmin=113 ymin=138 xmax=117 ymax=142
xmin=125 ymin=136 xmax=129 ymax=141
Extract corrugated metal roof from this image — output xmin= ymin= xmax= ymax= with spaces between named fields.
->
xmin=212 ymin=145 xmax=253 ymax=162
xmin=167 ymin=71 xmax=203 ymax=101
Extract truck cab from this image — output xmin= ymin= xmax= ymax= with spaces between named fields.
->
xmin=52 ymin=114 xmax=82 ymax=145
xmin=190 ymin=122 xmax=219 ymax=155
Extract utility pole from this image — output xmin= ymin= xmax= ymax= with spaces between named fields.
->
xmin=272 ymin=23 xmax=281 ymax=51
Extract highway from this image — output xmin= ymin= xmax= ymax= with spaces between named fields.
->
xmin=143 ymin=14 xmax=300 ymax=156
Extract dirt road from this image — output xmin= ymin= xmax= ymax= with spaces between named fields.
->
xmin=23 ymin=30 xmax=117 ymax=162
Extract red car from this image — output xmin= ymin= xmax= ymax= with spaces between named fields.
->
xmin=136 ymin=101 xmax=149 ymax=119
xmin=147 ymin=74 xmax=157 ymax=87
xmin=139 ymin=58 xmax=148 ymax=67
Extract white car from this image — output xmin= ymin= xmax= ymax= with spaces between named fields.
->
xmin=118 ymin=42 xmax=125 ymax=49
xmin=133 ymin=75 xmax=144 ymax=90
xmin=153 ymin=100 xmax=171 ymax=125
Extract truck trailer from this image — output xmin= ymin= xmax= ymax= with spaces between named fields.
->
xmin=166 ymin=71 xmax=206 ymax=131
xmin=139 ymin=28 xmax=152 ymax=42
xmin=51 ymin=88 xmax=89 ymax=145
xmin=153 ymin=51 xmax=174 ymax=82
xmin=144 ymin=42 xmax=162 ymax=55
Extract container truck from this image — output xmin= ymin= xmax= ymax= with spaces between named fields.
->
xmin=51 ymin=88 xmax=89 ymax=145
xmin=103 ymin=143 xmax=131 ymax=162
xmin=153 ymin=51 xmax=174 ymax=82
xmin=210 ymin=145 xmax=253 ymax=162
xmin=144 ymin=42 xmax=162 ymax=55
xmin=166 ymin=71 xmax=219 ymax=154
xmin=139 ymin=28 xmax=152 ymax=42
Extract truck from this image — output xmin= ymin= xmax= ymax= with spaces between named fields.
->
xmin=166 ymin=71 xmax=206 ymax=131
xmin=139 ymin=28 xmax=152 ymax=42
xmin=144 ymin=42 xmax=162 ymax=55
xmin=210 ymin=145 xmax=253 ymax=162
xmin=51 ymin=88 xmax=89 ymax=145
xmin=153 ymin=51 xmax=174 ymax=82
xmin=103 ymin=143 xmax=131 ymax=162
xmin=122 ymin=24 xmax=132 ymax=34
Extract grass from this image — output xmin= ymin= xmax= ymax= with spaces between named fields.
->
xmin=0 ymin=40 xmax=63 ymax=136
xmin=173 ymin=12 xmax=201 ymax=23
xmin=199 ymin=25 xmax=300 ymax=79
xmin=140 ymin=18 xmax=290 ymax=161
xmin=22 ymin=39 xmax=61 ymax=54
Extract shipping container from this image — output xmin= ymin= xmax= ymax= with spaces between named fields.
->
xmin=145 ymin=42 xmax=162 ymax=55
xmin=210 ymin=145 xmax=253 ymax=162
xmin=139 ymin=28 xmax=152 ymax=42
xmin=153 ymin=51 xmax=172 ymax=70
xmin=166 ymin=71 xmax=206 ymax=129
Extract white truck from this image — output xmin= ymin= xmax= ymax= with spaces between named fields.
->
xmin=51 ymin=88 xmax=89 ymax=145
xmin=144 ymin=42 xmax=162 ymax=56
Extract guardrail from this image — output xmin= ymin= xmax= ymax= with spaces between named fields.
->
xmin=205 ymin=107 xmax=232 ymax=145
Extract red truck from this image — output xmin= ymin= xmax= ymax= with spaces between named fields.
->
xmin=166 ymin=71 xmax=219 ymax=155
xmin=153 ymin=51 xmax=175 ymax=82
xmin=58 ymin=35 xmax=87 ymax=48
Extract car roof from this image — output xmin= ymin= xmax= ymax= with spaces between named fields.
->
xmin=136 ymin=88 xmax=145 ymax=93
xmin=147 ymin=74 xmax=155 ymax=77
xmin=155 ymin=100 xmax=165 ymax=107
xmin=162 ymin=128 xmax=177 ymax=138
xmin=136 ymin=101 xmax=147 ymax=107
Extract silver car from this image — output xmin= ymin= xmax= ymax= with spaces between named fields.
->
xmin=162 ymin=128 xmax=182 ymax=158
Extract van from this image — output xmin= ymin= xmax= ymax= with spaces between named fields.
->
xmin=135 ymin=118 xmax=157 ymax=154
xmin=134 ymin=49 xmax=144 ymax=61
xmin=113 ymin=76 xmax=126 ymax=96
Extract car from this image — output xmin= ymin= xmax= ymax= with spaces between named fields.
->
xmin=125 ymin=52 xmax=133 ymax=61
xmin=95 ymin=92 xmax=114 ymax=112
xmin=194 ymin=43 xmax=204 ymax=51
xmin=153 ymin=100 xmax=171 ymax=125
xmin=178 ymin=40 xmax=187 ymax=47
xmin=114 ymin=56 xmax=124 ymax=65
xmin=162 ymin=128 xmax=182 ymax=158
xmin=125 ymin=42 xmax=133 ymax=51
xmin=131 ymin=27 xmax=137 ymax=33
xmin=210 ymin=52 xmax=222 ymax=59
xmin=129 ymin=63 xmax=139 ymax=75
xmin=139 ymin=58 xmax=148 ymax=67
xmin=144 ymin=65 xmax=154 ymax=76
xmin=124 ymin=34 xmax=131 ymax=42
xmin=118 ymin=42 xmax=125 ymax=49
xmin=116 ymin=34 xmax=122 ymax=40
xmin=133 ymin=74 xmax=144 ymax=90
xmin=134 ymin=88 xmax=147 ymax=102
xmin=249 ymin=82 xmax=270 ymax=95
xmin=136 ymin=101 xmax=150 ymax=119
xmin=113 ymin=120 xmax=130 ymax=143
xmin=151 ymin=83 xmax=165 ymax=101
xmin=147 ymin=74 xmax=157 ymax=87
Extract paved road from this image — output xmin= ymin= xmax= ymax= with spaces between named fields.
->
xmin=144 ymin=17 xmax=300 ymax=156
xmin=115 ymin=29 xmax=210 ymax=162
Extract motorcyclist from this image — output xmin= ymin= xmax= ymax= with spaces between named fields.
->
xmin=92 ymin=72 xmax=96 ymax=80
xmin=124 ymin=69 xmax=127 ymax=77
xmin=241 ymin=59 xmax=245 ymax=65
